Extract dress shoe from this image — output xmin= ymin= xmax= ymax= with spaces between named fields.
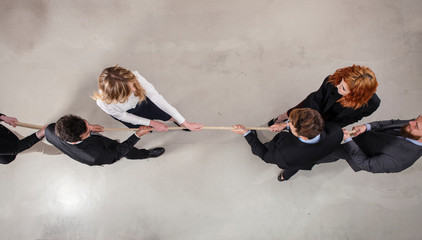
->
xmin=277 ymin=170 xmax=285 ymax=182
xmin=147 ymin=147 xmax=165 ymax=158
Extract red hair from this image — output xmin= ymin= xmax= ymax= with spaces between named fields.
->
xmin=328 ymin=65 xmax=378 ymax=109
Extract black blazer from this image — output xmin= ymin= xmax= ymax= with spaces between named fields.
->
xmin=244 ymin=122 xmax=343 ymax=171
xmin=45 ymin=123 xmax=140 ymax=166
xmin=303 ymin=76 xmax=381 ymax=127
xmin=343 ymin=119 xmax=422 ymax=173
xmin=1 ymin=112 xmax=42 ymax=164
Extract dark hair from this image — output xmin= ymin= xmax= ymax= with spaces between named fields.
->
xmin=55 ymin=114 xmax=87 ymax=142
xmin=289 ymin=108 xmax=324 ymax=139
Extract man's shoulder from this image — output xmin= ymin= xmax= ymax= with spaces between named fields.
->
xmin=323 ymin=122 xmax=342 ymax=134
xmin=46 ymin=123 xmax=55 ymax=132
xmin=321 ymin=122 xmax=343 ymax=143
xmin=45 ymin=123 xmax=58 ymax=141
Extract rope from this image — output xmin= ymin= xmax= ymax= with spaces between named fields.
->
xmin=15 ymin=122 xmax=270 ymax=131
xmin=15 ymin=122 xmax=357 ymax=135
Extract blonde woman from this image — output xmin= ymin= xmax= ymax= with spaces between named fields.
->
xmin=93 ymin=66 xmax=203 ymax=132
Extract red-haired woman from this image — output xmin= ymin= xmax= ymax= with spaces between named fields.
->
xmin=269 ymin=65 xmax=380 ymax=128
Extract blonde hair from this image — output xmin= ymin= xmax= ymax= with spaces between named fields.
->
xmin=327 ymin=65 xmax=378 ymax=109
xmin=92 ymin=65 xmax=146 ymax=104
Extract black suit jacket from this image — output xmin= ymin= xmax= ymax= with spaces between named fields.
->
xmin=45 ymin=123 xmax=140 ymax=166
xmin=245 ymin=122 xmax=343 ymax=171
xmin=303 ymin=76 xmax=380 ymax=127
xmin=1 ymin=112 xmax=42 ymax=164
xmin=343 ymin=119 xmax=422 ymax=173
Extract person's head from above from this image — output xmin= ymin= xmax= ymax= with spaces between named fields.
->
xmin=92 ymin=65 xmax=146 ymax=104
xmin=288 ymin=108 xmax=324 ymax=140
xmin=328 ymin=65 xmax=378 ymax=109
xmin=55 ymin=114 xmax=90 ymax=143
xmin=400 ymin=115 xmax=422 ymax=142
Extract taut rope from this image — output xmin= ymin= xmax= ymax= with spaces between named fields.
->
xmin=15 ymin=122 xmax=270 ymax=131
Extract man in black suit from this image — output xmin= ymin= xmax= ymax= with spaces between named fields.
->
xmin=45 ymin=114 xmax=164 ymax=166
xmin=341 ymin=115 xmax=422 ymax=173
xmin=233 ymin=108 xmax=343 ymax=181
xmin=1 ymin=113 xmax=47 ymax=164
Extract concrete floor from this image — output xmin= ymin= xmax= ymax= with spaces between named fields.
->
xmin=0 ymin=0 xmax=421 ymax=239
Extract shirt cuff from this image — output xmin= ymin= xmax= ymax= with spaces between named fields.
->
xmin=344 ymin=137 xmax=353 ymax=143
xmin=365 ymin=123 xmax=371 ymax=131
xmin=244 ymin=131 xmax=251 ymax=136
xmin=134 ymin=133 xmax=142 ymax=138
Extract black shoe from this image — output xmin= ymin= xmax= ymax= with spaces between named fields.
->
xmin=277 ymin=169 xmax=298 ymax=182
xmin=277 ymin=170 xmax=286 ymax=182
xmin=173 ymin=121 xmax=191 ymax=131
xmin=147 ymin=147 xmax=165 ymax=158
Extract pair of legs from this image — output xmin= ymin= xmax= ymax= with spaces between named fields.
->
xmin=277 ymin=147 xmax=348 ymax=181
xmin=113 ymin=97 xmax=173 ymax=128
xmin=111 ymin=98 xmax=167 ymax=158
xmin=104 ymin=137 xmax=164 ymax=160
xmin=124 ymin=147 xmax=165 ymax=159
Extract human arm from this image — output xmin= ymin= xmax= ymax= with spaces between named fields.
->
xmin=232 ymin=124 xmax=267 ymax=159
xmin=348 ymin=118 xmax=411 ymax=138
xmin=334 ymin=94 xmax=381 ymax=127
xmin=133 ymin=71 xmax=186 ymax=124
xmin=232 ymin=125 xmax=280 ymax=164
xmin=342 ymin=140 xmax=401 ymax=173
xmin=0 ymin=133 xmax=42 ymax=156
xmin=180 ymin=121 xmax=203 ymax=131
xmin=0 ymin=114 xmax=18 ymax=127
xmin=350 ymin=124 xmax=367 ymax=137
xmin=269 ymin=122 xmax=287 ymax=133
xmin=88 ymin=123 xmax=104 ymax=133
xmin=95 ymin=126 xmax=152 ymax=165
xmin=367 ymin=119 xmax=411 ymax=131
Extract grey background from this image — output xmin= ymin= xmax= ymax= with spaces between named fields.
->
xmin=0 ymin=0 xmax=421 ymax=239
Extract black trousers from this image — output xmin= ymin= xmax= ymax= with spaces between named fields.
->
xmin=125 ymin=147 xmax=150 ymax=160
xmin=113 ymin=97 xmax=172 ymax=128
xmin=281 ymin=147 xmax=348 ymax=180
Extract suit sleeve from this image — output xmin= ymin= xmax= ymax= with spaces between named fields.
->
xmin=369 ymin=118 xmax=411 ymax=130
xmin=95 ymin=134 xmax=141 ymax=165
xmin=332 ymin=94 xmax=381 ymax=127
xmin=343 ymin=140 xmax=401 ymax=173
xmin=133 ymin=71 xmax=186 ymax=124
xmin=0 ymin=133 xmax=41 ymax=155
xmin=244 ymin=131 xmax=280 ymax=164
xmin=341 ymin=94 xmax=380 ymax=126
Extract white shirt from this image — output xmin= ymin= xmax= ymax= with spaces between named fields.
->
xmin=96 ymin=71 xmax=185 ymax=126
